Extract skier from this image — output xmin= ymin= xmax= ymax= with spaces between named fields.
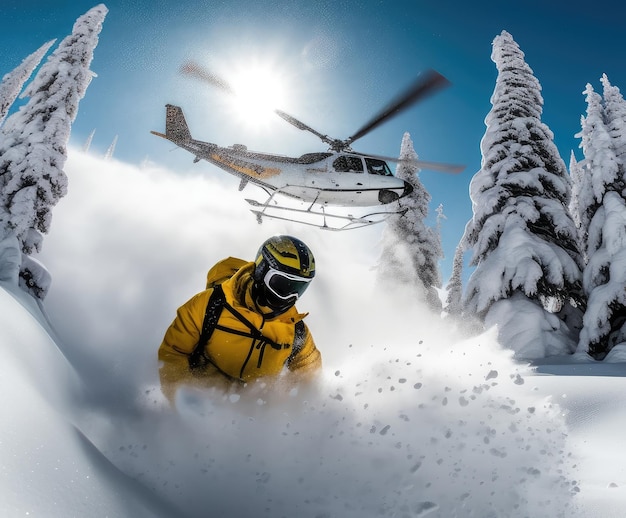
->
xmin=158 ymin=235 xmax=321 ymax=402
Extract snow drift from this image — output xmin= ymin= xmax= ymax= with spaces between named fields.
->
xmin=0 ymin=283 xmax=178 ymax=517
xmin=0 ymin=276 xmax=579 ymax=517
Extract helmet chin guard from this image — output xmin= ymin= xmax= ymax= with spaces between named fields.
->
xmin=252 ymin=278 xmax=294 ymax=315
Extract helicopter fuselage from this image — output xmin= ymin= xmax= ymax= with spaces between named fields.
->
xmin=152 ymin=105 xmax=413 ymax=208
xmin=201 ymin=145 xmax=412 ymax=207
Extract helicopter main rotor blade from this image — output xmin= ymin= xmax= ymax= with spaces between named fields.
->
xmin=180 ymin=61 xmax=336 ymax=145
xmin=180 ymin=61 xmax=236 ymax=96
xmin=404 ymin=159 xmax=464 ymax=174
xmin=347 ymin=69 xmax=450 ymax=146
xmin=274 ymin=109 xmax=330 ymax=142
xmin=368 ymin=152 xmax=464 ymax=174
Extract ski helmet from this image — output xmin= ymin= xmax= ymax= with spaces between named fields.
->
xmin=252 ymin=235 xmax=315 ymax=313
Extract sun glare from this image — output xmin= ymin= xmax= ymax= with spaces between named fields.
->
xmin=228 ymin=62 xmax=289 ymax=127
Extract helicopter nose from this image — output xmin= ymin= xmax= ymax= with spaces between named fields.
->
xmin=402 ymin=181 xmax=414 ymax=197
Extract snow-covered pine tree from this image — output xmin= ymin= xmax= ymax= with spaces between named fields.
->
xmin=444 ymin=243 xmax=464 ymax=315
xmin=377 ymin=132 xmax=443 ymax=311
xmin=574 ymin=84 xmax=619 ymax=251
xmin=576 ymin=77 xmax=626 ymax=358
xmin=579 ymin=192 xmax=626 ymax=358
xmin=0 ymin=40 xmax=55 ymax=127
xmin=568 ymin=150 xmax=585 ymax=257
xmin=104 ymin=134 xmax=118 ymax=160
xmin=0 ymin=4 xmax=107 ymax=257
xmin=83 ymin=128 xmax=96 ymax=152
xmin=462 ymin=31 xmax=584 ymax=359
xmin=602 ymin=74 xmax=626 ymax=171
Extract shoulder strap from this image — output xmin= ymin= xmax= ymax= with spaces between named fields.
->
xmin=189 ymin=283 xmax=304 ymax=372
xmin=189 ymin=284 xmax=226 ymax=371
xmin=288 ymin=320 xmax=306 ymax=364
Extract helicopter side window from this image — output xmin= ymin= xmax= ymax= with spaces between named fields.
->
xmin=333 ymin=155 xmax=364 ymax=173
xmin=365 ymin=158 xmax=393 ymax=177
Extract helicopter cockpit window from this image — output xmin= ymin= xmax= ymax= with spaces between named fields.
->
xmin=333 ymin=155 xmax=364 ymax=173
xmin=297 ymin=152 xmax=332 ymax=164
xmin=365 ymin=158 xmax=393 ymax=177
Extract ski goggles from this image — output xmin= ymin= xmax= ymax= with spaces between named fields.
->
xmin=263 ymin=268 xmax=312 ymax=301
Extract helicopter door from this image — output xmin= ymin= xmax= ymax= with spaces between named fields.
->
xmin=332 ymin=155 xmax=365 ymax=174
xmin=365 ymin=158 xmax=394 ymax=177
xmin=330 ymin=155 xmax=368 ymax=204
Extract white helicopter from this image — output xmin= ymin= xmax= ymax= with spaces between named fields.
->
xmin=151 ymin=62 xmax=463 ymax=230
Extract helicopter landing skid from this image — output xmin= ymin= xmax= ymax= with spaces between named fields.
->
xmin=245 ymin=196 xmax=406 ymax=231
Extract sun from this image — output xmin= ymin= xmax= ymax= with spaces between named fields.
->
xmin=227 ymin=60 xmax=290 ymax=127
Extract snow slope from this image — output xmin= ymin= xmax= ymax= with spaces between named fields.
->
xmin=3 ymin=150 xmax=626 ymax=517
xmin=0 ymin=283 xmax=180 ymax=517
xmin=532 ymin=371 xmax=626 ymax=518
xmin=5 ymin=274 xmax=626 ymax=517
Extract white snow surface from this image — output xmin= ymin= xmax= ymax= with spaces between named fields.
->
xmin=3 ymin=150 xmax=626 ymax=517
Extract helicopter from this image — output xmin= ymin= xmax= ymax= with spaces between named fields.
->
xmin=151 ymin=61 xmax=463 ymax=230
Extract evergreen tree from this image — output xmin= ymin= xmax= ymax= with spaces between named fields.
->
xmin=579 ymin=192 xmax=626 ymax=357
xmin=0 ymin=40 xmax=55 ymax=127
xmin=105 ymin=134 xmax=118 ymax=160
xmin=444 ymin=243 xmax=464 ymax=316
xmin=601 ymin=74 xmax=626 ymax=169
xmin=83 ymin=128 xmax=96 ymax=152
xmin=0 ymin=4 xmax=107 ymax=256
xmin=576 ymin=77 xmax=626 ymax=358
xmin=574 ymin=84 xmax=619 ymax=252
xmin=462 ymin=31 xmax=583 ymax=358
xmin=377 ymin=132 xmax=443 ymax=311
xmin=568 ymin=150 xmax=586 ymax=259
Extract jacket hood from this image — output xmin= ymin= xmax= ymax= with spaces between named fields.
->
xmin=205 ymin=257 xmax=248 ymax=289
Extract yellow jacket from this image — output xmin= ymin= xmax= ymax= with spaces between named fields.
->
xmin=158 ymin=259 xmax=321 ymax=401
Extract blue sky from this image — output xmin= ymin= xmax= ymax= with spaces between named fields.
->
xmin=2 ymin=0 xmax=625 ymax=280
